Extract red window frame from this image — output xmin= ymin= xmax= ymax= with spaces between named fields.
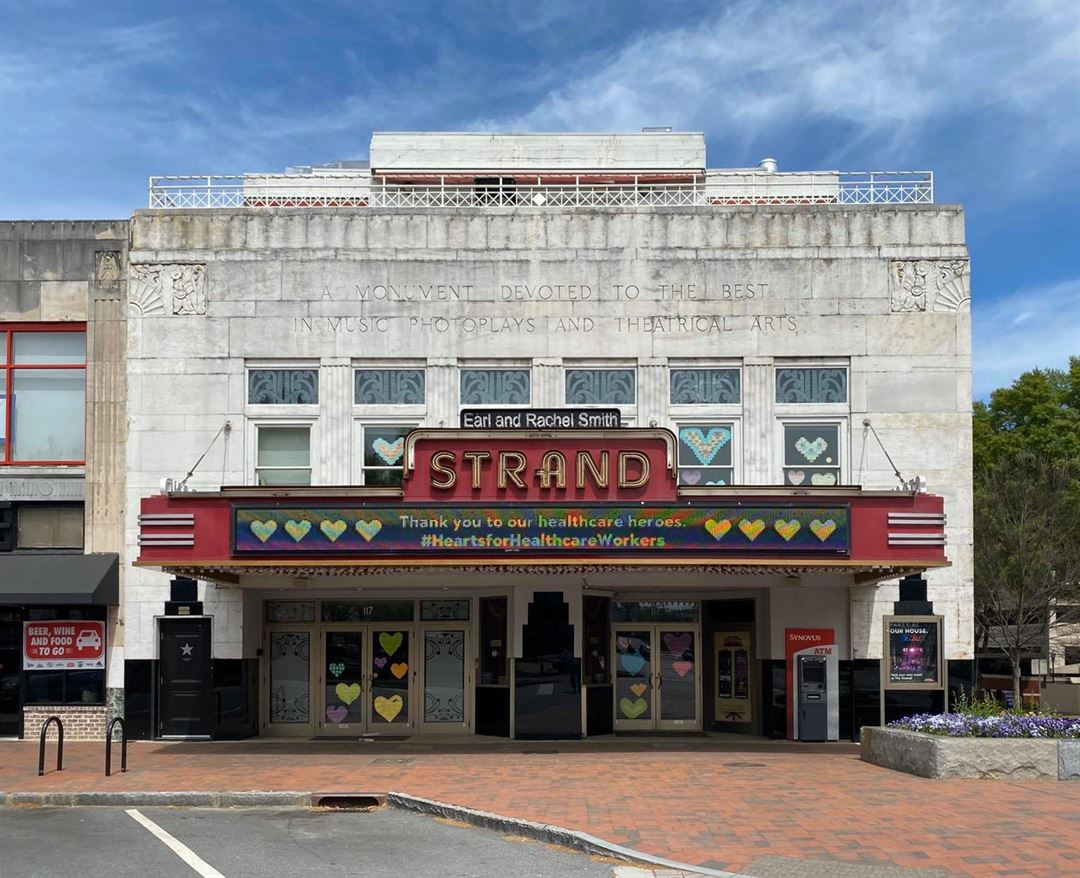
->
xmin=0 ymin=323 xmax=87 ymax=466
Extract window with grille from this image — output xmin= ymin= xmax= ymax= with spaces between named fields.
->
xmin=354 ymin=369 xmax=426 ymax=405
xmin=775 ymin=368 xmax=848 ymax=404
xmin=565 ymin=368 xmax=635 ymax=405
xmin=247 ymin=369 xmax=319 ymax=404
xmin=460 ymin=369 xmax=530 ymax=405
xmin=670 ymin=369 xmax=741 ymax=405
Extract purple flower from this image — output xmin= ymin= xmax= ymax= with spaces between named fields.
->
xmin=888 ymin=713 xmax=1080 ymax=738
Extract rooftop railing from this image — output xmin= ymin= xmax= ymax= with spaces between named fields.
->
xmin=147 ymin=170 xmax=933 ymax=210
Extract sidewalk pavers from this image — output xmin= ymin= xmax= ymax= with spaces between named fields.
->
xmin=2 ymin=737 xmax=1077 ymax=877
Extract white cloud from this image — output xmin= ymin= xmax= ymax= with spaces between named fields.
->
xmin=973 ymin=278 xmax=1080 ymax=398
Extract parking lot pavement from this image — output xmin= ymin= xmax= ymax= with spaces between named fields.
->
xmin=0 ymin=807 xmax=623 ymax=878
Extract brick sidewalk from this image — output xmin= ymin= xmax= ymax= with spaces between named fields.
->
xmin=2 ymin=738 xmax=1078 ymax=877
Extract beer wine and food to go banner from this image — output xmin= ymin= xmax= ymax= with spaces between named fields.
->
xmin=234 ymin=505 xmax=850 ymax=557
xmin=23 ymin=620 xmax=106 ymax=670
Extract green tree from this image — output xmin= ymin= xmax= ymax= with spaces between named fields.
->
xmin=973 ymin=357 xmax=1080 ymax=706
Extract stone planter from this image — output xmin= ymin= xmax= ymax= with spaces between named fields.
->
xmin=861 ymin=726 xmax=1080 ymax=780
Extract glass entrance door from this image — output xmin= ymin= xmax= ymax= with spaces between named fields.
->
xmin=320 ymin=626 xmax=413 ymax=735
xmin=614 ymin=626 xmax=700 ymax=731
xmin=266 ymin=629 xmax=314 ymax=735
xmin=419 ymin=626 xmax=470 ymax=734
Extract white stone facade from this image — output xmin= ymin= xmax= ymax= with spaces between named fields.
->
xmin=123 ymin=203 xmax=973 ymax=666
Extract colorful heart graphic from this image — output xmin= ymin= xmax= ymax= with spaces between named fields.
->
xmin=811 ymin=472 xmax=837 ymax=486
xmin=619 ymin=697 xmax=648 ymax=719
xmin=679 ymin=427 xmax=731 ymax=466
xmin=630 ymin=683 xmax=648 ymax=697
xmin=374 ymin=656 xmax=388 ymax=669
xmin=326 ymin=705 xmax=348 ymax=723
xmin=774 ymin=518 xmax=801 ymax=541
xmin=328 ymin=662 xmax=345 ymax=678
xmin=704 ymin=480 xmax=727 ymax=486
xmin=284 ymin=519 xmax=311 ymax=542
xmin=681 ymin=469 xmax=702 ymax=485
xmin=372 ymin=437 xmax=405 ymax=466
xmin=705 ymin=517 xmax=732 ymax=541
xmin=335 ymin=682 xmax=361 ymax=705
xmin=738 ymin=518 xmax=766 ymax=541
xmin=320 ymin=519 xmax=347 ymax=542
xmin=663 ymin=633 xmax=691 ymax=656
xmin=356 ymin=518 xmax=382 ymax=542
xmin=787 ymin=470 xmax=806 ymax=486
xmin=250 ymin=520 xmax=277 ymax=542
xmin=620 ymin=653 xmax=646 ymax=676
xmin=379 ymin=631 xmax=403 ymax=657
xmin=374 ymin=694 xmax=403 ymax=722
xmin=672 ymin=660 xmax=694 ymax=678
xmin=390 ymin=662 xmax=409 ymax=679
xmin=795 ymin=436 xmax=827 ymax=462
xmin=810 ymin=519 xmax=838 ymax=541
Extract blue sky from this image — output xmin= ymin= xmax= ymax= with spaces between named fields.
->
xmin=1 ymin=0 xmax=1077 ymax=397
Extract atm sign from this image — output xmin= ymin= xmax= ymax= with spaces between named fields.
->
xmin=23 ymin=621 xmax=105 ymax=670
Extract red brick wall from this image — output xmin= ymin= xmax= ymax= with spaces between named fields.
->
xmin=23 ymin=705 xmax=109 ymax=741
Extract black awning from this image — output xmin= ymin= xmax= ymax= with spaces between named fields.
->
xmin=0 ymin=553 xmax=119 ymax=605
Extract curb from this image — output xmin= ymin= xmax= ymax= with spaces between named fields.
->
xmin=0 ymin=789 xmax=753 ymax=878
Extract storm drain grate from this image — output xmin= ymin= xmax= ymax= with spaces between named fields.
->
xmin=311 ymin=793 xmax=386 ymax=810
xmin=724 ymin=762 xmax=767 ymax=768
xmin=374 ymin=757 xmax=414 ymax=764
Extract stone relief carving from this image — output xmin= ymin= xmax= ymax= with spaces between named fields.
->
xmin=890 ymin=259 xmax=970 ymax=312
xmin=129 ymin=263 xmax=207 ymax=316
xmin=95 ymin=251 xmax=122 ymax=290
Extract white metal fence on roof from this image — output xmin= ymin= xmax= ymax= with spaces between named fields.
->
xmin=147 ymin=170 xmax=933 ymax=209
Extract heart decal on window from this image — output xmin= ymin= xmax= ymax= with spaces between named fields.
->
xmin=379 ymin=631 xmax=403 ymax=657
xmin=620 ymin=697 xmax=648 ymax=719
xmin=795 ymin=436 xmax=828 ymax=462
xmin=372 ymin=437 xmax=405 ymax=465
xmin=679 ymin=427 xmax=731 ymax=466
xmin=335 ymin=682 xmax=361 ymax=705
xmin=328 ymin=662 xmax=345 ymax=678
xmin=374 ymin=694 xmax=403 ymax=722
xmin=390 ymin=662 xmax=409 ymax=679
xmin=250 ymin=520 xmax=277 ymax=542
xmin=811 ymin=472 xmax=837 ymax=486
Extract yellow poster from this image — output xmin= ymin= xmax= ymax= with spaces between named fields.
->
xmin=715 ymin=630 xmax=753 ymax=724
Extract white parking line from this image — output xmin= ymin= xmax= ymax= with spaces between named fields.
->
xmin=125 ymin=809 xmax=227 ymax=878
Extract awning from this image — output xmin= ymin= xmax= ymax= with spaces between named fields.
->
xmin=0 ymin=553 xmax=119 ymax=605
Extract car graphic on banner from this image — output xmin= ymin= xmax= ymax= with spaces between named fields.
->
xmin=23 ymin=621 xmax=106 ymax=670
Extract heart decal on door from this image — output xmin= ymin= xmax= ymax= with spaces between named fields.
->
xmin=620 ymin=654 xmax=646 ymax=676
xmin=705 ymin=518 xmax=732 ymax=541
xmin=320 ymin=519 xmax=347 ymax=542
xmin=774 ymin=519 xmax=801 ymax=541
xmin=335 ymin=682 xmax=361 ymax=705
xmin=284 ymin=520 xmax=311 ymax=542
xmin=374 ymin=656 xmax=388 ymax=669
xmin=672 ymin=660 xmax=694 ymax=678
xmin=372 ymin=437 xmax=405 ymax=465
xmin=662 ymin=633 xmax=691 ymax=656
xmin=328 ymin=662 xmax=345 ymax=678
xmin=250 ymin=520 xmax=277 ymax=542
xmin=738 ymin=518 xmax=765 ymax=541
xmin=810 ymin=519 xmax=838 ymax=541
xmin=374 ymin=694 xmax=403 ymax=722
xmin=629 ymin=683 xmax=648 ymax=697
xmin=326 ymin=705 xmax=348 ymax=723
xmin=355 ymin=519 xmax=382 ymax=542
xmin=390 ymin=662 xmax=408 ymax=679
xmin=679 ymin=427 xmax=731 ymax=465
xmin=379 ymin=632 xmax=403 ymax=657
xmin=619 ymin=697 xmax=648 ymax=719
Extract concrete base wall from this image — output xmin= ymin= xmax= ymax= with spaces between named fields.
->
xmin=861 ymin=726 xmax=1077 ymax=780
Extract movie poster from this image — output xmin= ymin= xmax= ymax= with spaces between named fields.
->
xmin=886 ymin=618 xmax=941 ymax=685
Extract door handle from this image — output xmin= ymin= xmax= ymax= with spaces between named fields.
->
xmin=657 ymin=674 xmax=663 ymax=689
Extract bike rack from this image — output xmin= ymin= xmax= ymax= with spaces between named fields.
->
xmin=104 ymin=717 xmax=128 ymax=777
xmin=38 ymin=716 xmax=64 ymax=776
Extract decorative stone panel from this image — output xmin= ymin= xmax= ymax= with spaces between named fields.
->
xmin=890 ymin=259 xmax=970 ymax=312
xmin=130 ymin=263 xmax=207 ymax=316
xmin=24 ymin=704 xmax=109 ymax=742
xmin=95 ymin=251 xmax=122 ymax=290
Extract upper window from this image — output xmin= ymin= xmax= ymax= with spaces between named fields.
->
xmin=248 ymin=369 xmax=319 ymax=405
xmin=670 ymin=369 xmax=741 ymax=405
xmin=360 ymin=424 xmax=412 ymax=486
xmin=565 ymin=369 xmax=635 ymax=405
xmin=460 ymin=369 xmax=530 ymax=406
xmin=676 ymin=423 xmax=734 ymax=486
xmin=1 ymin=326 xmax=86 ymax=464
xmin=775 ymin=368 xmax=848 ymax=404
xmin=355 ymin=369 xmax=425 ymax=405
xmin=16 ymin=505 xmax=84 ymax=549
xmin=255 ymin=425 xmax=311 ymax=485
xmin=782 ymin=423 xmax=841 ymax=486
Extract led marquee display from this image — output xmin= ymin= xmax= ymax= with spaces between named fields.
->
xmin=234 ymin=505 xmax=850 ymax=557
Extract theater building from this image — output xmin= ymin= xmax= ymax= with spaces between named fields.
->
xmin=125 ymin=132 xmax=972 ymax=741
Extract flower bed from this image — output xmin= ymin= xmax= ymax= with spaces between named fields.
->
xmin=889 ymin=713 xmax=1080 ymax=738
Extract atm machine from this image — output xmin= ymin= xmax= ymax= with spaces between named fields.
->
xmin=797 ymin=655 xmax=828 ymax=742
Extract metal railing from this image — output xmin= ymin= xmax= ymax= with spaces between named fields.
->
xmin=147 ymin=170 xmax=933 ymax=210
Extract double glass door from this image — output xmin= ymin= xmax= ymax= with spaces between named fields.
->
xmin=614 ymin=625 xmax=700 ymax=731
xmin=265 ymin=623 xmax=471 ymax=736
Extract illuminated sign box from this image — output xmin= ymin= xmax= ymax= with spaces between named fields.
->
xmin=234 ymin=504 xmax=850 ymax=557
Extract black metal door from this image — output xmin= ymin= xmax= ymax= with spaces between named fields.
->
xmin=159 ymin=619 xmax=212 ymax=738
